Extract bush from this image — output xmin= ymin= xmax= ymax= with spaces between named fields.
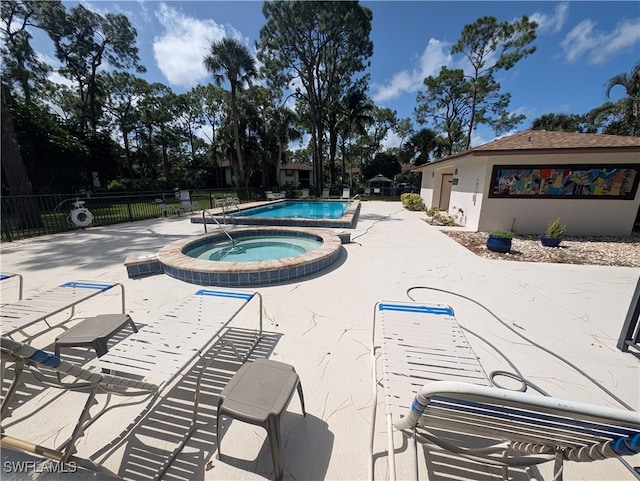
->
xmin=544 ymin=217 xmax=566 ymax=238
xmin=489 ymin=230 xmax=516 ymax=239
xmin=401 ymin=193 xmax=425 ymax=211
xmin=425 ymin=206 xmax=439 ymax=217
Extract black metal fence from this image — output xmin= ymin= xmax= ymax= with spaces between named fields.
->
xmin=0 ymin=190 xmax=249 ymax=242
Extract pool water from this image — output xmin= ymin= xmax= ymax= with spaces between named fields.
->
xmin=185 ymin=235 xmax=322 ymax=262
xmin=230 ymin=200 xmax=349 ymax=219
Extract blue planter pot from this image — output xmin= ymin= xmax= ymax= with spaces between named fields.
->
xmin=540 ymin=235 xmax=562 ymax=247
xmin=486 ymin=236 xmax=512 ymax=253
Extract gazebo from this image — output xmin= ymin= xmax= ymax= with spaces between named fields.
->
xmin=368 ymin=174 xmax=393 ymax=194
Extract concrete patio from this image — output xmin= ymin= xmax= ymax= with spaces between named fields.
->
xmin=1 ymin=201 xmax=638 ymax=481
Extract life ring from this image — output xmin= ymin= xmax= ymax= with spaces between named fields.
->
xmin=71 ymin=208 xmax=94 ymax=227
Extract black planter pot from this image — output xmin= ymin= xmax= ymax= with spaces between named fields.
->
xmin=486 ymin=236 xmax=512 ymax=253
xmin=541 ymin=235 xmax=562 ymax=247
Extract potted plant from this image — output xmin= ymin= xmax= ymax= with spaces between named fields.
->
xmin=541 ymin=217 xmax=565 ymax=247
xmin=486 ymin=230 xmax=515 ymax=253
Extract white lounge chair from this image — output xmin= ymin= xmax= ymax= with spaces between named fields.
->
xmin=321 ymin=188 xmax=330 ymax=199
xmin=0 ymin=272 xmax=23 ymax=300
xmin=1 ymin=288 xmax=263 ymax=479
xmin=1 ymin=280 xmax=125 ymax=343
xmin=2 ymin=289 xmax=262 ymax=478
xmin=370 ymin=300 xmax=640 ymax=481
xmin=155 ymin=199 xmax=181 ymax=216
xmin=300 ymin=188 xmax=310 ymax=199
xmin=180 ymin=199 xmax=200 ymax=212
xmin=341 ymin=187 xmax=350 ymax=199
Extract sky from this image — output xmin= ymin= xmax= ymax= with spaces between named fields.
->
xmin=32 ymin=1 xmax=640 ymax=148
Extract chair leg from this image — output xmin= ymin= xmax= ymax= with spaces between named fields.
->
xmin=265 ymin=416 xmax=284 ymax=481
xmin=93 ymin=339 xmax=108 ymax=357
xmin=216 ymin=398 xmax=224 ymax=458
xmin=296 ymin=380 xmax=306 ymax=416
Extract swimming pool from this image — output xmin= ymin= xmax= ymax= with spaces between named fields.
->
xmin=197 ymin=199 xmax=361 ymax=229
xmin=232 ymin=201 xmax=348 ymax=219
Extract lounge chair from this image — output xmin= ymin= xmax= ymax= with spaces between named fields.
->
xmin=155 ymin=199 xmax=181 ymax=216
xmin=1 ymin=288 xmax=263 ymax=479
xmin=321 ymin=188 xmax=330 ymax=199
xmin=341 ymin=187 xmax=350 ymax=199
xmin=1 ymin=280 xmax=125 ymax=343
xmin=224 ymin=193 xmax=239 ymax=204
xmin=300 ymin=188 xmax=310 ymax=199
xmin=370 ymin=300 xmax=640 ymax=481
xmin=0 ymin=272 xmax=23 ymax=300
xmin=180 ymin=199 xmax=200 ymax=212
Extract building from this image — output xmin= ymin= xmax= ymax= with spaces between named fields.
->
xmin=278 ymin=163 xmax=313 ymax=188
xmin=412 ymin=130 xmax=640 ymax=236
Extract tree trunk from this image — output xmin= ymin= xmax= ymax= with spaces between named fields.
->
xmin=1 ymin=90 xmax=43 ymax=230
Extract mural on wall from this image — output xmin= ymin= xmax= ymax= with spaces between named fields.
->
xmin=489 ymin=164 xmax=640 ymax=199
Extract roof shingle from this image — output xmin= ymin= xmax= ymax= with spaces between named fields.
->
xmin=474 ymin=129 xmax=640 ymax=151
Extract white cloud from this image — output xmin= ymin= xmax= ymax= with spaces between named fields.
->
xmin=561 ymin=17 xmax=640 ymax=65
xmin=372 ymin=38 xmax=451 ymax=104
xmin=152 ymin=2 xmax=227 ymax=87
xmin=530 ymin=2 xmax=569 ymax=34
xmin=381 ymin=130 xmax=402 ymax=150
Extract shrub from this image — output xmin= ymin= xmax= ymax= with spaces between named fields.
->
xmin=544 ymin=217 xmax=566 ymax=238
xmin=401 ymin=193 xmax=425 ymax=211
xmin=489 ymin=230 xmax=516 ymax=239
xmin=425 ymin=206 xmax=439 ymax=218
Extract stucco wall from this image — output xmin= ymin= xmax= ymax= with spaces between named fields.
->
xmin=419 ymin=150 xmax=640 ymax=236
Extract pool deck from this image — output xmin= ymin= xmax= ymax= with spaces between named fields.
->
xmin=1 ymin=200 xmax=638 ymax=481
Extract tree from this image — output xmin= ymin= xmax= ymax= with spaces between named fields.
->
xmin=415 ymin=67 xmax=468 ymax=155
xmin=43 ymin=4 xmax=144 ymax=133
xmin=203 ymin=38 xmax=258 ymax=189
xmin=102 ymin=72 xmax=148 ymax=176
xmin=363 ymin=151 xmax=401 ymax=181
xmin=604 ymin=61 xmax=640 ymax=136
xmin=1 ymin=88 xmax=42 ymax=228
xmin=450 ymin=15 xmax=537 ymax=150
xmin=402 ymin=128 xmax=448 ymax=165
xmin=258 ymin=0 xmax=373 ymax=195
xmin=269 ymin=104 xmax=301 ymax=189
xmin=530 ymin=113 xmax=593 ymax=133
xmin=0 ymin=0 xmax=60 ymax=105
xmin=336 ymin=85 xmax=374 ymax=183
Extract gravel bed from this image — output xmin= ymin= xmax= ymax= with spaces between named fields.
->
xmin=443 ymin=230 xmax=640 ymax=267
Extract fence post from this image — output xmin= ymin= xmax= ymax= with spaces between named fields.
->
xmin=617 ymin=275 xmax=640 ymax=352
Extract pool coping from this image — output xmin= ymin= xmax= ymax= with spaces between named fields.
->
xmin=156 ymin=226 xmax=343 ymax=287
xmin=192 ymin=199 xmax=361 ymax=229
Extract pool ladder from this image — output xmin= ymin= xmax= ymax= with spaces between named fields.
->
xmin=202 ymin=211 xmax=236 ymax=247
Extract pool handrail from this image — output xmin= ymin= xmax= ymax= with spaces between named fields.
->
xmin=202 ymin=211 xmax=236 ymax=246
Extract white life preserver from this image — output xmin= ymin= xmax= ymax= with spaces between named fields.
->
xmin=71 ymin=208 xmax=94 ymax=227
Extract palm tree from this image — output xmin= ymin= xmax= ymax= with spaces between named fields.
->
xmin=203 ymin=38 xmax=258 ymax=187
xmin=403 ymin=128 xmax=448 ymax=166
xmin=338 ymin=88 xmax=374 ymax=183
xmin=270 ymin=105 xmax=301 ymax=189
xmin=604 ymin=61 xmax=640 ymax=136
